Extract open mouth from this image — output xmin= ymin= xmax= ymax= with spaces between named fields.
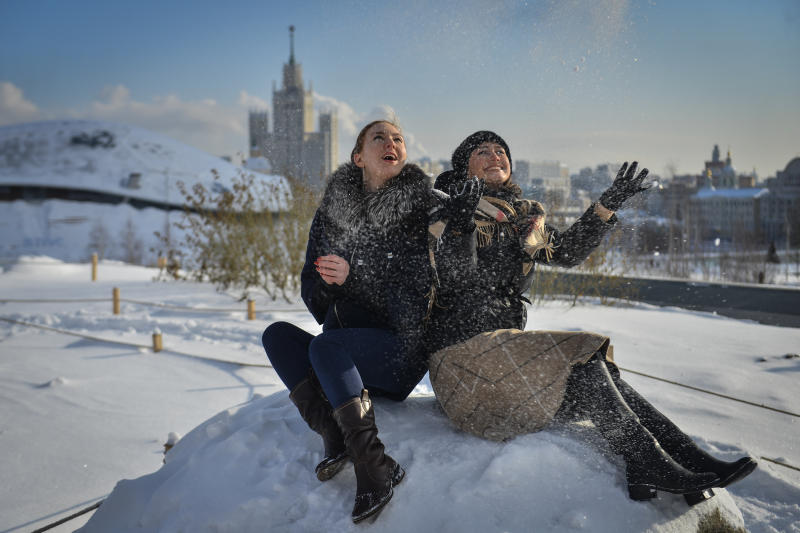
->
xmin=383 ymin=154 xmax=398 ymax=161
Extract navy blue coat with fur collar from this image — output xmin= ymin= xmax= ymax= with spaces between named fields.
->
xmin=300 ymin=162 xmax=441 ymax=399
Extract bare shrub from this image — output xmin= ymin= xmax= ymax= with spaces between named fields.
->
xmin=156 ymin=169 xmax=317 ymax=302
xmin=87 ymin=219 xmax=111 ymax=260
xmin=120 ymin=217 xmax=144 ymax=265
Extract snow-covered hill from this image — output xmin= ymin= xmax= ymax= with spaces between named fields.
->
xmin=0 ymin=120 xmax=287 ymax=264
xmin=79 ymin=392 xmax=750 ymax=533
xmin=0 ymin=120 xmax=283 ymax=205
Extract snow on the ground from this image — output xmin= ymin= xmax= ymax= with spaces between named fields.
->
xmin=0 ymin=257 xmax=798 ymax=532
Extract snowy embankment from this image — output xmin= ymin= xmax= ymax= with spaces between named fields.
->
xmin=81 ymin=393 xmax=748 ymax=533
xmin=1 ymin=258 xmax=798 ymax=532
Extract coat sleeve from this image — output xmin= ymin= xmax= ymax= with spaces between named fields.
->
xmin=537 ymin=203 xmax=617 ymax=268
xmin=301 ymin=211 xmax=337 ymax=324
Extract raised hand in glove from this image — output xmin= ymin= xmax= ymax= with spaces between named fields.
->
xmin=598 ymin=161 xmax=650 ymax=212
xmin=445 ymin=176 xmax=485 ymax=233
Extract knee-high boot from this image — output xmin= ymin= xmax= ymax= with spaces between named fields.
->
xmin=565 ymin=358 xmax=719 ymax=501
xmin=333 ymin=389 xmax=405 ymax=523
xmin=608 ymin=369 xmax=756 ymax=488
xmin=289 ymin=372 xmax=349 ymax=481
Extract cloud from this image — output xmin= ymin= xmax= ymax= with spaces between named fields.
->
xmin=313 ymin=95 xmax=428 ymax=162
xmin=313 ymin=92 xmax=361 ymax=137
xmin=3 ymin=82 xmax=429 ymax=166
xmin=0 ymin=81 xmax=41 ymax=126
xmin=238 ymin=90 xmax=269 ymax=111
xmin=65 ymin=84 xmax=249 ymax=158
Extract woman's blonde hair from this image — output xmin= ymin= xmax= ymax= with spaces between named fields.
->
xmin=350 ymin=120 xmax=402 ymax=164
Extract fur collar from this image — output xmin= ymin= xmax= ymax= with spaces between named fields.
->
xmin=318 ymin=162 xmax=431 ymax=232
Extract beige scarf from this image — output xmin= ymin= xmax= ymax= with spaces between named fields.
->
xmin=474 ymin=196 xmax=554 ymax=269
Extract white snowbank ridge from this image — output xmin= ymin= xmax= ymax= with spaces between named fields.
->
xmin=79 ymin=392 xmax=748 ymax=533
xmin=0 ymin=119 xmax=284 ymax=207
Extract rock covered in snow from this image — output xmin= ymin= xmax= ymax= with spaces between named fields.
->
xmin=78 ymin=391 xmax=746 ymax=533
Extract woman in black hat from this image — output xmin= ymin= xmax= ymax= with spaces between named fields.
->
xmin=426 ymin=130 xmax=756 ymax=503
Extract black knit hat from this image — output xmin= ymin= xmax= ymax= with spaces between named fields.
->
xmin=451 ymin=130 xmax=512 ymax=178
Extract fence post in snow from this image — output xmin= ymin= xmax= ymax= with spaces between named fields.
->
xmin=112 ymin=288 xmax=120 ymax=315
xmin=91 ymin=253 xmax=98 ymax=281
xmin=247 ymin=299 xmax=256 ymax=320
xmin=152 ymin=329 xmax=163 ymax=352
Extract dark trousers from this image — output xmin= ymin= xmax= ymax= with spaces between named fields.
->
xmin=262 ymin=321 xmax=421 ymax=408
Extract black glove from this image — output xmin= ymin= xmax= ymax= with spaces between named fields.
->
xmin=598 ymin=161 xmax=650 ymax=211
xmin=445 ymin=176 xmax=484 ymax=233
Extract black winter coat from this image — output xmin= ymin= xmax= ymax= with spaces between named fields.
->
xmin=301 ymin=163 xmax=447 ymax=393
xmin=428 ymin=173 xmax=617 ymax=353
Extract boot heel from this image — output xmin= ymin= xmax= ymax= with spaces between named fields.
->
xmin=628 ymin=483 xmax=657 ymax=501
xmin=684 ymin=488 xmax=715 ymax=506
xmin=390 ymin=461 xmax=405 ymax=487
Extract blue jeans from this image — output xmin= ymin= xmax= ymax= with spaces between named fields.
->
xmin=262 ymin=321 xmax=423 ymax=408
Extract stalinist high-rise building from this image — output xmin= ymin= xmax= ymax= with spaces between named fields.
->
xmin=249 ymin=26 xmax=338 ymax=189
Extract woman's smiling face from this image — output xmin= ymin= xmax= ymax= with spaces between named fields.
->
xmin=467 ymin=142 xmax=511 ymax=187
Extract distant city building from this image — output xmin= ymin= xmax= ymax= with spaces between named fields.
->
xmin=659 ymin=176 xmax=699 ymax=222
xmin=248 ymin=26 xmax=338 ymax=189
xmin=703 ymin=144 xmax=737 ymax=189
xmin=689 ymin=187 xmax=769 ymax=241
xmin=527 ymin=161 xmax=570 ymax=206
xmin=762 ymin=157 xmax=800 ymax=244
xmin=738 ymin=174 xmax=756 ymax=189
xmin=248 ymin=111 xmax=269 ymax=157
xmin=513 ymin=160 xmax=530 ymax=187
xmin=570 ymin=164 xmax=614 ymax=197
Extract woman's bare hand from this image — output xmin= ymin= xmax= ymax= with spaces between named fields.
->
xmin=315 ymin=254 xmax=350 ymax=286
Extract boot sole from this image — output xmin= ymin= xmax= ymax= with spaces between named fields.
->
xmin=352 ymin=488 xmax=393 ymax=524
xmin=315 ymin=452 xmax=349 ymax=482
xmin=681 ymin=458 xmax=757 ymax=505
xmin=351 ymin=463 xmax=404 ymax=523
xmin=684 ymin=488 xmax=715 ymax=506
xmin=717 ymin=458 xmax=757 ymax=488
xmin=390 ymin=462 xmax=405 ymax=487
xmin=628 ymin=474 xmax=720 ymax=501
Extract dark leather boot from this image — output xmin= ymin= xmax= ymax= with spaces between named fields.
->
xmin=333 ymin=389 xmax=405 ymax=523
xmin=565 ymin=358 xmax=719 ymax=501
xmin=289 ymin=374 xmax=348 ymax=481
xmin=610 ymin=372 xmax=756 ymax=489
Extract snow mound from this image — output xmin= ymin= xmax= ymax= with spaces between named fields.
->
xmin=38 ymin=376 xmax=67 ymax=388
xmin=0 ymin=120 xmax=286 ymax=207
xmin=78 ymin=392 xmax=746 ymax=533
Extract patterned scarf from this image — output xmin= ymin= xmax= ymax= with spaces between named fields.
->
xmin=474 ymin=189 xmax=555 ymax=269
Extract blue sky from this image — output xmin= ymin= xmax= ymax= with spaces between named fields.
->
xmin=1 ymin=0 xmax=799 ymax=178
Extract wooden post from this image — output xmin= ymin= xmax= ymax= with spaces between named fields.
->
xmin=152 ymin=330 xmax=163 ymax=352
xmin=157 ymin=256 xmax=167 ymax=269
xmin=91 ymin=253 xmax=98 ymax=281
xmin=247 ymin=299 xmax=256 ymax=320
xmin=112 ymin=287 xmax=120 ymax=315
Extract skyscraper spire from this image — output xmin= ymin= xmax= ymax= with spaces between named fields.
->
xmin=289 ymin=25 xmax=295 ymax=65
